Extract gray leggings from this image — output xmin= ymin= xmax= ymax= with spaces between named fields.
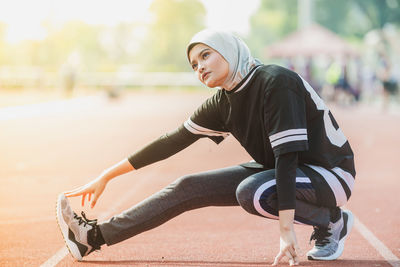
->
xmin=99 ymin=165 xmax=334 ymax=246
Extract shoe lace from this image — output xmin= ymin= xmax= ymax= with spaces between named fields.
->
xmin=73 ymin=211 xmax=98 ymax=227
xmin=74 ymin=212 xmax=102 ymax=251
xmin=309 ymin=226 xmax=332 ymax=246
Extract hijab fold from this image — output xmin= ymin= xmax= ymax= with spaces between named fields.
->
xmin=187 ymin=29 xmax=261 ymax=91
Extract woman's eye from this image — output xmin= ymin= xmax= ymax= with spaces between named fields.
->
xmin=202 ymin=52 xmax=209 ymax=59
xmin=192 ymin=64 xmax=198 ymax=70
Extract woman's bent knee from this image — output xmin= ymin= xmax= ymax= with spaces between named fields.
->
xmin=236 ymin=178 xmax=259 ymax=215
xmin=236 ymin=170 xmax=276 ymax=216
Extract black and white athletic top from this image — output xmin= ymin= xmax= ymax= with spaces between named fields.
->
xmin=128 ymin=64 xmax=356 ymax=210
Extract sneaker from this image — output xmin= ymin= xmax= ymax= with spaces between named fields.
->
xmin=307 ymin=209 xmax=354 ymax=260
xmin=56 ymin=194 xmax=100 ymax=261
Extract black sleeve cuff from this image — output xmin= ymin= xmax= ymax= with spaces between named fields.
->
xmin=273 ymin=142 xmax=308 ymax=157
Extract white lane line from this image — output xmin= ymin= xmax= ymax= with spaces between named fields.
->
xmin=40 ymin=247 xmax=69 ymax=267
xmin=354 ymin=214 xmax=400 ymax=267
xmin=42 ymin=186 xmax=400 ymax=267
xmin=40 ymin=175 xmax=151 ymax=267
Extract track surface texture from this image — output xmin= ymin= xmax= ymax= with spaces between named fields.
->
xmin=0 ymin=90 xmax=399 ymax=267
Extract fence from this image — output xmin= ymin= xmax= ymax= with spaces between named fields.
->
xmin=0 ymin=67 xmax=202 ymax=89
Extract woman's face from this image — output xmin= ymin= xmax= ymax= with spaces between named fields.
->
xmin=189 ymin=43 xmax=229 ymax=88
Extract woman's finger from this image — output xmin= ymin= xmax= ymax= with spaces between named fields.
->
xmin=65 ymin=191 xmax=84 ymax=197
xmin=81 ymin=194 xmax=86 ymax=207
xmin=285 ymin=250 xmax=293 ymax=261
xmin=91 ymin=198 xmax=97 ymax=208
xmin=88 ymin=193 xmax=92 ymax=202
xmin=294 ymin=245 xmax=302 ymax=257
xmin=65 ymin=186 xmax=92 ymax=197
xmin=90 ymin=200 xmax=96 ymax=209
xmin=63 ymin=188 xmax=80 ymax=194
xmin=91 ymin=192 xmax=99 ymax=208
xmin=287 ymin=245 xmax=300 ymax=266
xmin=64 ymin=186 xmax=83 ymax=195
xmin=288 ymin=245 xmax=297 ymax=258
xmin=64 ymin=186 xmax=86 ymax=195
xmin=272 ymin=250 xmax=285 ymax=266
xmin=292 ymin=255 xmax=299 ymax=266
xmin=291 ymin=244 xmax=301 ymax=265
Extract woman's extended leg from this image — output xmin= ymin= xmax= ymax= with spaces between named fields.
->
xmin=99 ymin=165 xmax=261 ymax=245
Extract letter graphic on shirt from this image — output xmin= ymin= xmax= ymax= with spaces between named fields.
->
xmin=300 ymin=76 xmax=347 ymax=147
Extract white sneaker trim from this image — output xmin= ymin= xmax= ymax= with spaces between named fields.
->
xmin=56 ymin=194 xmax=84 ymax=261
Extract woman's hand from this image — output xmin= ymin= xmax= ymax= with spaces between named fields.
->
xmin=64 ymin=176 xmax=108 ymax=208
xmin=272 ymin=227 xmax=300 ymax=266
xmin=272 ymin=210 xmax=301 ymax=266
xmin=64 ymin=158 xmax=135 ymax=208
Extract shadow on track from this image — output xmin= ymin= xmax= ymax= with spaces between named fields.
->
xmin=82 ymin=259 xmax=395 ymax=266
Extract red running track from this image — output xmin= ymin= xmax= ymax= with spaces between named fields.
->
xmin=0 ymin=91 xmax=399 ymax=266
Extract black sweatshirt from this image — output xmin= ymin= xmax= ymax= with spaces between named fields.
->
xmin=128 ymin=65 xmax=355 ymax=210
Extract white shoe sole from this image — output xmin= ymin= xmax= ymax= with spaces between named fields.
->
xmin=307 ymin=210 xmax=354 ymax=261
xmin=56 ymin=194 xmax=83 ymax=261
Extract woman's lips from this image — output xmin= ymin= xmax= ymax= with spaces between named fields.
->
xmin=202 ymin=72 xmax=210 ymax=81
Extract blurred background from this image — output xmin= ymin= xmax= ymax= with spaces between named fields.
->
xmin=0 ymin=0 xmax=399 ymax=109
xmin=1 ymin=2 xmax=399 ymax=266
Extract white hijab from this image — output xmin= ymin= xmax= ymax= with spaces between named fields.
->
xmin=187 ymin=29 xmax=261 ymax=91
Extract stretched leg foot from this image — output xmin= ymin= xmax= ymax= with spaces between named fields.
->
xmin=56 ymin=194 xmax=102 ymax=261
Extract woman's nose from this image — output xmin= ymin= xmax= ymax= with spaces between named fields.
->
xmin=198 ymin=63 xmax=205 ymax=73
xmin=199 ymin=65 xmax=204 ymax=73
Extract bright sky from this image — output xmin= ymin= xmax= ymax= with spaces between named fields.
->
xmin=0 ymin=0 xmax=260 ymax=43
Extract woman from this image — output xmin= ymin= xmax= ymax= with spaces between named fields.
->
xmin=56 ymin=29 xmax=355 ymax=266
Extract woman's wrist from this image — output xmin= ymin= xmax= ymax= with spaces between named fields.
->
xmin=99 ymin=171 xmax=112 ymax=183
xmin=279 ymin=209 xmax=295 ymax=232
xmin=100 ymin=158 xmax=135 ymax=183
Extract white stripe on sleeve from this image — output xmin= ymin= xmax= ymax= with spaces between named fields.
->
xmin=184 ymin=118 xmax=229 ymax=138
xmin=269 ymin=128 xmax=307 ymax=143
xmin=270 ymin=135 xmax=308 ymax=148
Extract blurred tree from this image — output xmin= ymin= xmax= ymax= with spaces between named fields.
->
xmin=315 ymin=0 xmax=400 ymax=39
xmin=352 ymin=0 xmax=400 ymax=52
xmin=11 ymin=40 xmax=42 ymax=66
xmin=315 ymin=0 xmax=400 ymax=66
xmin=246 ymin=0 xmax=298 ymax=60
xmin=314 ymin=1 xmax=353 ymax=36
xmin=140 ymin=0 xmax=206 ymax=71
xmin=105 ymin=23 xmax=136 ymax=65
xmin=248 ymin=0 xmax=400 ymax=60
xmin=0 ymin=20 xmax=146 ymax=72
xmin=98 ymin=22 xmax=148 ymax=70
xmin=358 ymin=0 xmax=400 ymax=28
xmin=0 ymin=23 xmax=6 ymax=64
xmin=37 ymin=21 xmax=106 ymax=71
